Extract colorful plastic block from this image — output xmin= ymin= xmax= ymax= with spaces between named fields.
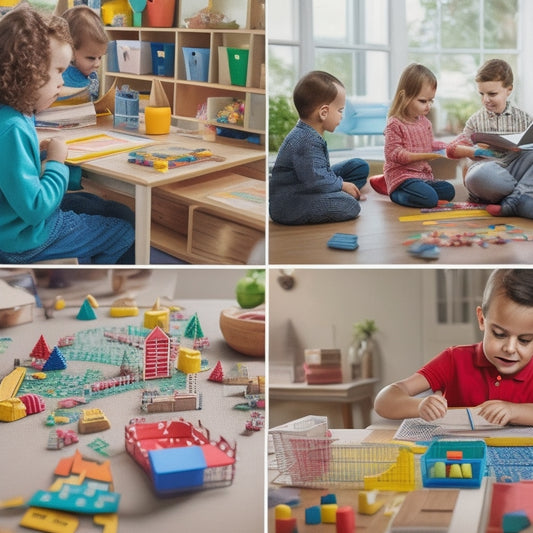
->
xmin=148 ymin=446 xmax=207 ymax=493
xmin=321 ymin=493 xmax=337 ymax=505
xmin=19 ymin=393 xmax=45 ymax=414
xmin=336 ymin=506 xmax=355 ymax=533
xmin=358 ymin=490 xmax=384 ymax=515
xmin=42 ymin=346 xmax=67 ymax=371
xmin=28 ymin=485 xmax=120 ymax=514
xmin=0 ymin=397 xmax=26 ymax=422
xmin=502 ymin=510 xmax=531 ymax=533
xmin=77 ymin=298 xmax=97 ymax=320
xmin=275 ymin=504 xmax=292 ymax=519
xmin=20 ymin=507 xmax=79 ymax=533
xmin=275 ymin=517 xmax=298 ymax=533
xmin=177 ymin=346 xmax=202 ymax=374
xmin=305 ymin=505 xmax=321 ymax=525
xmin=321 ymin=503 xmax=338 ymax=524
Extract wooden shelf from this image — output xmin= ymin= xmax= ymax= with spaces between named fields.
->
xmin=103 ymin=1 xmax=265 ymax=143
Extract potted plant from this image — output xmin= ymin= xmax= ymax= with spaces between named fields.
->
xmin=349 ymin=319 xmax=378 ymax=379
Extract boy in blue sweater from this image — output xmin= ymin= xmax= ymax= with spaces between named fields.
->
xmin=270 ymin=71 xmax=368 ymax=225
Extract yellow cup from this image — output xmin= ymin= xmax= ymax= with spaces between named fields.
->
xmin=145 ymin=106 xmax=171 ymax=135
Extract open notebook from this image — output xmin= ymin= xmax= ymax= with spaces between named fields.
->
xmin=394 ymin=408 xmax=533 ymax=441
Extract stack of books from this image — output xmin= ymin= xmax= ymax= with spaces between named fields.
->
xmin=303 ymin=348 xmax=342 ymax=384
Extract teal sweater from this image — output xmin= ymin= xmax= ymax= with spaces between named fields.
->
xmin=0 ymin=105 xmax=81 ymax=253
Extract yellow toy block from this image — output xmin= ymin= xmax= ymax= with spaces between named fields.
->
xmin=0 ymin=398 xmax=26 ymax=422
xmin=321 ymin=503 xmax=338 ymax=523
xmin=358 ymin=490 xmax=384 ymax=515
xmin=461 ymin=463 xmax=473 ymax=478
xmin=177 ymin=347 xmax=202 ymax=374
xmin=449 ymin=464 xmax=463 ymax=478
xmin=0 ymin=366 xmax=26 ymax=401
xmin=87 ymin=294 xmax=99 ymax=308
xmin=20 ymin=507 xmax=79 ymax=533
xmin=144 ymin=298 xmax=170 ymax=331
xmin=94 ymin=513 xmax=119 ymax=533
xmin=275 ymin=504 xmax=292 ymax=519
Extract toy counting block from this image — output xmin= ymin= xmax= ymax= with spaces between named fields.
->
xmin=275 ymin=505 xmax=298 ymax=533
xmin=336 ymin=506 xmax=355 ymax=533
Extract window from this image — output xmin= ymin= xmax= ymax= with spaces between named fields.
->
xmin=268 ymin=0 xmax=395 ymax=150
xmin=407 ymin=0 xmax=522 ymax=135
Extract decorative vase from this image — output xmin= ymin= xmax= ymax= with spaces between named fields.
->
xmin=348 ymin=338 xmax=362 ymax=380
xmin=359 ymin=338 xmax=374 ymax=379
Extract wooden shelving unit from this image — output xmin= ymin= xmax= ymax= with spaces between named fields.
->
xmin=103 ymin=0 xmax=265 ymax=142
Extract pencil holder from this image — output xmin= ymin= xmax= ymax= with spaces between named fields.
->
xmin=114 ymin=85 xmax=139 ymax=131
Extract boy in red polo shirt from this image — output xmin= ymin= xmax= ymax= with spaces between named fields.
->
xmin=374 ymin=269 xmax=533 ymax=426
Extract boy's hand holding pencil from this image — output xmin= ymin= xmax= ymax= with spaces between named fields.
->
xmin=418 ymin=390 xmax=448 ymax=422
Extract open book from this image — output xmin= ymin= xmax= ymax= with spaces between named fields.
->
xmin=472 ymin=121 xmax=533 ymax=151
xmin=35 ymin=102 xmax=97 ymax=129
xmin=394 ymin=408 xmax=533 ymax=441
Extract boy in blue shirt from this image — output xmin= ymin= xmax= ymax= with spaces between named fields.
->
xmin=60 ymin=5 xmax=108 ymax=102
xmin=270 ymin=71 xmax=369 ymax=225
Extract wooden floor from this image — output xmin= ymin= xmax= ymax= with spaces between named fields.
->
xmin=269 ymin=177 xmax=533 ymax=265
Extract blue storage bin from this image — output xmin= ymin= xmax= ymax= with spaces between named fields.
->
xmin=151 ymin=42 xmax=175 ymax=77
xmin=336 ymin=101 xmax=389 ymax=135
xmin=421 ymin=440 xmax=486 ymax=489
xmin=107 ymin=41 xmax=119 ymax=72
xmin=182 ymin=47 xmax=210 ymax=82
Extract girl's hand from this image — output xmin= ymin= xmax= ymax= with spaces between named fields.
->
xmin=342 ymin=181 xmax=361 ymax=199
xmin=418 ymin=391 xmax=447 ymax=421
xmin=476 ymin=400 xmax=513 ymax=426
xmin=41 ymin=137 xmax=68 ymax=163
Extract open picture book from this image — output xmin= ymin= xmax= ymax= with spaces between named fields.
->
xmin=472 ymin=121 xmax=533 ymax=151
xmin=394 ymin=408 xmax=533 ymax=441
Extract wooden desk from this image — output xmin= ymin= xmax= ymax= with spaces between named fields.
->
xmin=269 ymin=379 xmax=379 ymax=429
xmin=268 ymin=428 xmax=489 ymax=533
xmin=78 ymin=128 xmax=265 ymax=264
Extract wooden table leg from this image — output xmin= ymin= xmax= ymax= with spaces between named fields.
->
xmin=341 ymin=403 xmax=354 ymax=428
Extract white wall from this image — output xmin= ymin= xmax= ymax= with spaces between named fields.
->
xmin=268 ymin=268 xmax=483 ymax=427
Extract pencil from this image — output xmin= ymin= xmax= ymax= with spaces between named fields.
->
xmin=466 ymin=408 xmax=475 ymax=430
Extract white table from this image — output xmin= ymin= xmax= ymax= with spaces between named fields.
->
xmin=0 ymin=296 xmax=265 ymax=532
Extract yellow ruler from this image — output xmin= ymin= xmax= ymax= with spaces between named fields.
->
xmin=399 ymin=209 xmax=490 ymax=222
xmin=484 ymin=437 xmax=533 ymax=446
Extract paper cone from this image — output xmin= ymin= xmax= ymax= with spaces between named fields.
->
xmin=149 ymin=79 xmax=170 ymax=108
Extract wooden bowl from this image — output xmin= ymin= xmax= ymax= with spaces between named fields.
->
xmin=219 ymin=307 xmax=265 ymax=357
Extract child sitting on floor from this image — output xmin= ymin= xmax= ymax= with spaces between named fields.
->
xmin=370 ymin=63 xmax=455 ymax=208
xmin=446 ymin=59 xmax=533 ymax=216
xmin=375 ymin=269 xmax=533 ymax=426
xmin=269 ymin=70 xmax=369 ymax=225
xmin=60 ymin=5 xmax=108 ymax=102
xmin=0 ymin=5 xmax=135 ymax=264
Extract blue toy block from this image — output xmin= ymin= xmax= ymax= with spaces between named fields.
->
xmin=148 ymin=446 xmax=207 ymax=494
xmin=502 ymin=510 xmax=531 ymax=533
xmin=42 ymin=346 xmax=67 ymax=371
xmin=76 ymin=299 xmax=97 ymax=320
xmin=327 ymin=233 xmax=358 ymax=250
xmin=305 ymin=505 xmax=321 ymax=525
xmin=320 ymin=493 xmax=337 ymax=505
xmin=28 ymin=484 xmax=120 ymax=514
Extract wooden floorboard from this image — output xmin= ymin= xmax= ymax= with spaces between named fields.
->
xmin=268 ymin=179 xmax=533 ymax=265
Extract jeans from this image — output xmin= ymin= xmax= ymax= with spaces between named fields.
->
xmin=390 ymin=178 xmax=455 ymax=208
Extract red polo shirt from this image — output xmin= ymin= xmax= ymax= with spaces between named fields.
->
xmin=418 ymin=342 xmax=533 ymax=407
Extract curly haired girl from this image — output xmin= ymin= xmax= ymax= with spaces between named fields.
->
xmin=0 ymin=5 xmax=135 ymax=264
